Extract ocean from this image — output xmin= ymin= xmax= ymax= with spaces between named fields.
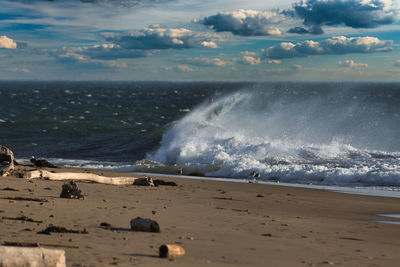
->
xmin=1 ymin=81 xmax=400 ymax=188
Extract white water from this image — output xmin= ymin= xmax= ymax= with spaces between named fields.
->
xmin=150 ymin=86 xmax=400 ymax=186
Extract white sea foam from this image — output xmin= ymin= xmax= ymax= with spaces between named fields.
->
xmin=150 ymin=88 xmax=400 ymax=186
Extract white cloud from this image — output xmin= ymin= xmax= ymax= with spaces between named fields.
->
xmin=8 ymin=67 xmax=30 ymax=73
xmin=266 ymin=36 xmax=393 ymax=59
xmin=338 ymin=60 xmax=368 ymax=68
xmin=181 ymin=57 xmax=233 ymax=67
xmin=177 ymin=65 xmax=194 ymax=72
xmin=267 ymin=59 xmax=281 ymax=64
xmin=55 ymin=47 xmax=128 ymax=68
xmin=201 ymin=41 xmax=219 ymax=48
xmin=200 ymin=9 xmax=284 ymax=36
xmin=240 ymin=51 xmax=258 ymax=56
xmin=239 ymin=55 xmax=261 ymax=65
xmin=102 ymin=26 xmax=220 ymax=50
xmin=290 ymin=64 xmax=302 ymax=71
xmin=0 ymin=35 xmax=17 ymax=49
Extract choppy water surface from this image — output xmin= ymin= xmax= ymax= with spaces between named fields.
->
xmin=1 ymin=81 xmax=400 ymax=187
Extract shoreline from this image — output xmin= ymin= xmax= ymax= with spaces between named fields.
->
xmin=1 ymin=165 xmax=400 ymax=266
xmin=133 ymin=171 xmax=400 ymax=199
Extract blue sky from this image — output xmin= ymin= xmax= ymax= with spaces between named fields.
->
xmin=0 ymin=0 xmax=399 ymax=81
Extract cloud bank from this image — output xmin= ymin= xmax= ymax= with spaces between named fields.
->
xmin=0 ymin=35 xmax=17 ymax=49
xmin=265 ymin=36 xmax=393 ymax=59
xmin=287 ymin=0 xmax=398 ymax=34
xmin=180 ymin=57 xmax=233 ymax=67
xmin=200 ymin=9 xmax=284 ymax=36
xmin=21 ymin=0 xmax=168 ymax=6
xmin=338 ymin=60 xmax=368 ymax=68
xmin=102 ymin=27 xmax=220 ymax=49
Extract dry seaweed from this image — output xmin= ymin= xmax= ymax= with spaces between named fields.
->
xmin=60 ymin=181 xmax=84 ymax=199
xmin=2 ymin=215 xmax=42 ymax=223
xmin=0 ymin=187 xmax=19 ymax=191
xmin=2 ymin=197 xmax=48 ymax=202
xmin=153 ymin=179 xmax=177 ymax=187
xmin=3 ymin=241 xmax=79 ymax=248
xmin=38 ymin=225 xmax=88 ymax=235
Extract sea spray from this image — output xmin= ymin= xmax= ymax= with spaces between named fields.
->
xmin=149 ymin=83 xmax=400 ymax=186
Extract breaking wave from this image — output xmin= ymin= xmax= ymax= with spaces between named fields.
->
xmin=150 ymin=83 xmax=400 ymax=186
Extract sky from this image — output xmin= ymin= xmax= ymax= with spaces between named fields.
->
xmin=0 ymin=0 xmax=399 ymax=81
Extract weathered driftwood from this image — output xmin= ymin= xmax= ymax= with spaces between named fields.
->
xmin=159 ymin=244 xmax=185 ymax=259
xmin=130 ymin=217 xmax=160 ymax=233
xmin=25 ymin=170 xmax=137 ymax=185
xmin=0 ymin=246 xmax=66 ymax=267
xmin=0 ymin=146 xmax=14 ymax=176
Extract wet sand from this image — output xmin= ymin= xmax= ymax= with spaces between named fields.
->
xmin=1 ymin=165 xmax=400 ymax=266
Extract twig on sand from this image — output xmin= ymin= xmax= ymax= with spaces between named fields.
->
xmin=1 ymin=197 xmax=48 ymax=202
xmin=3 ymin=241 xmax=79 ymax=249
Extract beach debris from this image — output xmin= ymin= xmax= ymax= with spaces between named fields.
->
xmin=133 ymin=177 xmax=155 ymax=186
xmin=60 ymin=181 xmax=84 ymax=199
xmin=30 ymin=156 xmax=58 ymax=168
xmin=130 ymin=217 xmax=160 ymax=233
xmin=153 ymin=179 xmax=177 ymax=187
xmin=25 ymin=170 xmax=137 ymax=185
xmin=2 ymin=215 xmax=43 ymax=224
xmin=3 ymin=241 xmax=78 ymax=249
xmin=159 ymin=244 xmax=185 ymax=259
xmin=0 ymin=145 xmax=14 ymax=176
xmin=248 ymin=171 xmax=261 ymax=183
xmin=38 ymin=225 xmax=88 ymax=235
xmin=189 ymin=171 xmax=205 ymax=177
xmin=100 ymin=222 xmax=112 ymax=228
xmin=0 ymin=246 xmax=66 ymax=267
xmin=212 ymin=197 xmax=233 ymax=200
xmin=256 ymin=194 xmax=264 ymax=198
xmin=1 ymin=197 xmax=48 ymax=203
xmin=1 ymin=187 xmax=19 ymax=191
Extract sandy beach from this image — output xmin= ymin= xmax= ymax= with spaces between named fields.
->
xmin=1 ymin=165 xmax=400 ymax=267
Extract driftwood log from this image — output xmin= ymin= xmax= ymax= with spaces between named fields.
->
xmin=159 ymin=244 xmax=185 ymax=259
xmin=0 ymin=246 xmax=66 ymax=267
xmin=130 ymin=217 xmax=160 ymax=233
xmin=25 ymin=170 xmax=137 ymax=185
xmin=0 ymin=146 xmax=14 ymax=176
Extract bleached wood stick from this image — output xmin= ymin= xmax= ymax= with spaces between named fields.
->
xmin=0 ymin=246 xmax=66 ymax=267
xmin=159 ymin=244 xmax=185 ymax=258
xmin=25 ymin=170 xmax=138 ymax=185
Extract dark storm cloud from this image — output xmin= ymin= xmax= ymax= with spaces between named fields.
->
xmin=286 ymin=0 xmax=398 ymax=34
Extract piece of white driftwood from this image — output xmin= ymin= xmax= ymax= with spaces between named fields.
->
xmin=0 ymin=145 xmax=14 ymax=177
xmin=0 ymin=246 xmax=66 ymax=267
xmin=130 ymin=217 xmax=160 ymax=233
xmin=25 ymin=170 xmax=137 ymax=185
xmin=159 ymin=244 xmax=185 ymax=258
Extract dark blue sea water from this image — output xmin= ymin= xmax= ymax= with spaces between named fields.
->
xmin=1 ymin=81 xmax=400 ymax=187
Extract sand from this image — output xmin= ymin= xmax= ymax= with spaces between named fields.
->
xmin=1 ymin=165 xmax=400 ymax=266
